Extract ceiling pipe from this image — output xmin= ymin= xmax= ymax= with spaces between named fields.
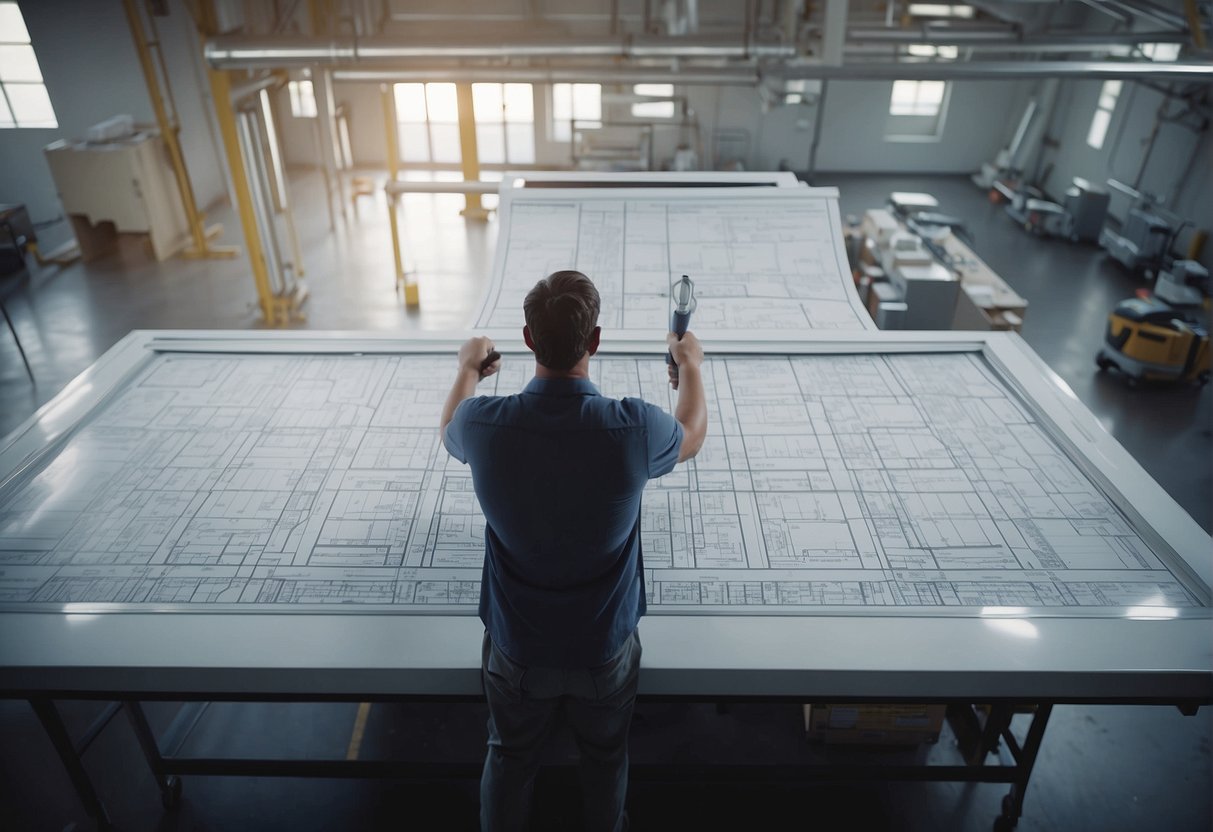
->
xmin=772 ymin=60 xmax=1213 ymax=80
xmin=331 ymin=66 xmax=761 ymax=86
xmin=846 ymin=27 xmax=1190 ymax=47
xmin=229 ymin=73 xmax=285 ymax=101
xmin=204 ymin=35 xmax=797 ymax=69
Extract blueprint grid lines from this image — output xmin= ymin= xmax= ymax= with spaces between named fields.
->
xmin=0 ymin=351 xmax=1204 ymax=614
xmin=474 ymin=193 xmax=874 ymax=332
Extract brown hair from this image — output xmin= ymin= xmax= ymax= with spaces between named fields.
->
xmin=523 ymin=270 xmax=601 ymax=370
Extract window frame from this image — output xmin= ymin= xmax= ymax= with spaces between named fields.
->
xmin=884 ymin=79 xmax=952 ymax=143
xmin=630 ymin=84 xmax=677 ymax=120
xmin=550 ymin=83 xmax=602 ymax=142
xmin=393 ymin=82 xmax=462 ymax=167
xmin=287 ymin=80 xmax=316 ymax=118
xmin=1086 ymin=80 xmax=1122 ymax=150
xmin=0 ymin=2 xmax=58 ymax=130
xmin=471 ymin=82 xmax=536 ymax=166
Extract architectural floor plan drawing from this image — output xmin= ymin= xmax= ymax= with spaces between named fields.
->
xmin=473 ymin=192 xmax=875 ymax=332
xmin=0 ymin=350 xmax=1203 ymax=614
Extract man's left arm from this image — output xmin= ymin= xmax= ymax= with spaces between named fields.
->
xmin=440 ymin=336 xmax=501 ymax=444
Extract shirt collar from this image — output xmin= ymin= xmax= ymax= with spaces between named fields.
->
xmin=522 ymin=376 xmax=601 ymax=397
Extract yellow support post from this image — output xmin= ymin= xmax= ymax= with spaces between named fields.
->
xmin=382 ymin=84 xmax=418 ymax=307
xmin=1184 ymin=0 xmax=1207 ymax=50
xmin=456 ymin=83 xmax=490 ymax=221
xmin=195 ymin=0 xmax=282 ymax=325
xmin=121 ymin=0 xmax=237 ymax=259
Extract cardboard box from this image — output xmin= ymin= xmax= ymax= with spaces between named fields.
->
xmin=861 ymin=208 xmax=900 ymax=248
xmin=804 ymin=704 xmax=946 ymax=746
xmin=952 ymin=286 xmax=1026 ymax=333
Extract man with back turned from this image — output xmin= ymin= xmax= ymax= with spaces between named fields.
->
xmin=440 ymin=270 xmax=707 ymax=832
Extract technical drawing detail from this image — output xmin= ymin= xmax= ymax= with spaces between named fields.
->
xmin=0 ymin=351 xmax=1201 ymax=614
xmin=474 ymin=194 xmax=875 ymax=332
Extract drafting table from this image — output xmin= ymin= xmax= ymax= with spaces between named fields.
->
xmin=1 ymin=329 xmax=1208 ymax=700
xmin=1 ymin=330 xmax=1208 ymax=831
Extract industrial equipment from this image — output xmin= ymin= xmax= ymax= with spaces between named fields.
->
xmin=1099 ymin=180 xmax=1188 ymax=276
xmin=1097 ymin=296 xmax=1210 ymax=385
xmin=998 ymin=177 xmax=1110 ymax=243
xmin=1063 ymin=178 xmax=1111 ymax=242
xmin=1154 ymin=260 xmax=1211 ymax=308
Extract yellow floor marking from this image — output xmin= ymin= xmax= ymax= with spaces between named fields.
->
xmin=346 ymin=701 xmax=372 ymax=760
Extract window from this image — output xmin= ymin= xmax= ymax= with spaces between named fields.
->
xmin=551 ymin=83 xmax=601 ymax=141
xmin=287 ymin=80 xmax=316 ymax=118
xmin=1086 ymin=80 xmax=1121 ymax=150
xmin=903 ymin=44 xmax=959 ymax=60
xmin=1141 ymin=42 xmax=1181 ymax=62
xmin=907 ymin=3 xmax=975 ymax=17
xmin=393 ymin=82 xmax=461 ymax=165
xmin=889 ymin=80 xmax=947 ymax=116
xmin=472 ymin=83 xmax=535 ymax=165
xmin=631 ymin=84 xmax=676 ymax=119
xmin=0 ymin=2 xmax=57 ymax=128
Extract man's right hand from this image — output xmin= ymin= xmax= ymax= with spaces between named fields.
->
xmin=666 ymin=330 xmax=703 ymax=390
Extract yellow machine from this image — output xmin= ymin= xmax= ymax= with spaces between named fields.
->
xmin=1096 ymin=297 xmax=1210 ymax=385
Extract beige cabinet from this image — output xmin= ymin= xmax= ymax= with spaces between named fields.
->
xmin=44 ymin=132 xmax=190 ymax=261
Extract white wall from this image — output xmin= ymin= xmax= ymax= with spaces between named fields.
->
xmin=1036 ymin=77 xmax=1212 ymax=270
xmin=814 ymin=80 xmax=1031 ymax=174
xmin=0 ymin=0 xmax=227 ymax=232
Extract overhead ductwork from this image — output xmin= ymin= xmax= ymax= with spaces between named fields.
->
xmin=204 ymin=35 xmax=798 ymax=69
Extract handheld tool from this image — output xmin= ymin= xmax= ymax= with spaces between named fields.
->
xmin=666 ymin=275 xmax=696 ymax=383
xmin=480 ymin=350 xmax=501 ymax=374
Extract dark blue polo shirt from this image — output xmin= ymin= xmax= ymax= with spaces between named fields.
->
xmin=443 ymin=376 xmax=683 ymax=669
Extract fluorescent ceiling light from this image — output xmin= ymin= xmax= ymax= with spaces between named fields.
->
xmin=908 ymin=4 xmax=976 ymax=18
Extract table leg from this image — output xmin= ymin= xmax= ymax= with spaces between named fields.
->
xmin=995 ymin=703 xmax=1052 ymax=831
xmin=123 ymin=701 xmax=184 ymax=810
xmin=28 ymin=698 xmax=115 ymax=832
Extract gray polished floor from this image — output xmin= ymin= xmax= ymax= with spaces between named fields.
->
xmin=0 ymin=171 xmax=1209 ymax=831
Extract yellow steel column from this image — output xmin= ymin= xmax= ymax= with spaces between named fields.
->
xmin=196 ymin=1 xmax=279 ymax=325
xmin=121 ymin=0 xmax=236 ymax=259
xmin=1184 ymin=0 xmax=1207 ymax=49
xmin=455 ymin=83 xmax=489 ymax=221
xmin=381 ymin=84 xmax=417 ymax=306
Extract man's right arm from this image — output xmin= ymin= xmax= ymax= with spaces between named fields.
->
xmin=666 ymin=331 xmax=707 ymax=463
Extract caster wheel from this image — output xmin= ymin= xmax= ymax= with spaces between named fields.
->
xmin=993 ymin=815 xmax=1017 ymax=832
xmin=1095 ymin=356 xmax=1112 ymax=371
xmin=161 ymin=776 xmax=183 ymax=810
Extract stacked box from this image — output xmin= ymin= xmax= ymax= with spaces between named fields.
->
xmin=804 ymin=704 xmax=946 ymax=746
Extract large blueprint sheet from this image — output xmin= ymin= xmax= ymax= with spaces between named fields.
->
xmin=0 ymin=351 xmax=1201 ymax=614
xmin=474 ymin=191 xmax=875 ymax=332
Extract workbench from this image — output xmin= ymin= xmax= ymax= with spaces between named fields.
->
xmin=1 ymin=330 xmax=1208 ymax=831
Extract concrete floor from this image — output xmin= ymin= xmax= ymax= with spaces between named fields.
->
xmin=0 ymin=170 xmax=1210 ymax=831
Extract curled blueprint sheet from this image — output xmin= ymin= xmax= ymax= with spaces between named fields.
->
xmin=473 ymin=191 xmax=875 ymax=332
xmin=0 ymin=351 xmax=1202 ymax=614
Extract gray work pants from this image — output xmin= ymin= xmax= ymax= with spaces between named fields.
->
xmin=480 ymin=629 xmax=641 ymax=832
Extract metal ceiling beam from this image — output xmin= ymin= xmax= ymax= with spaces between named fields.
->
xmin=772 ymin=60 xmax=1213 ymax=80
xmin=204 ymin=35 xmax=797 ymax=69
